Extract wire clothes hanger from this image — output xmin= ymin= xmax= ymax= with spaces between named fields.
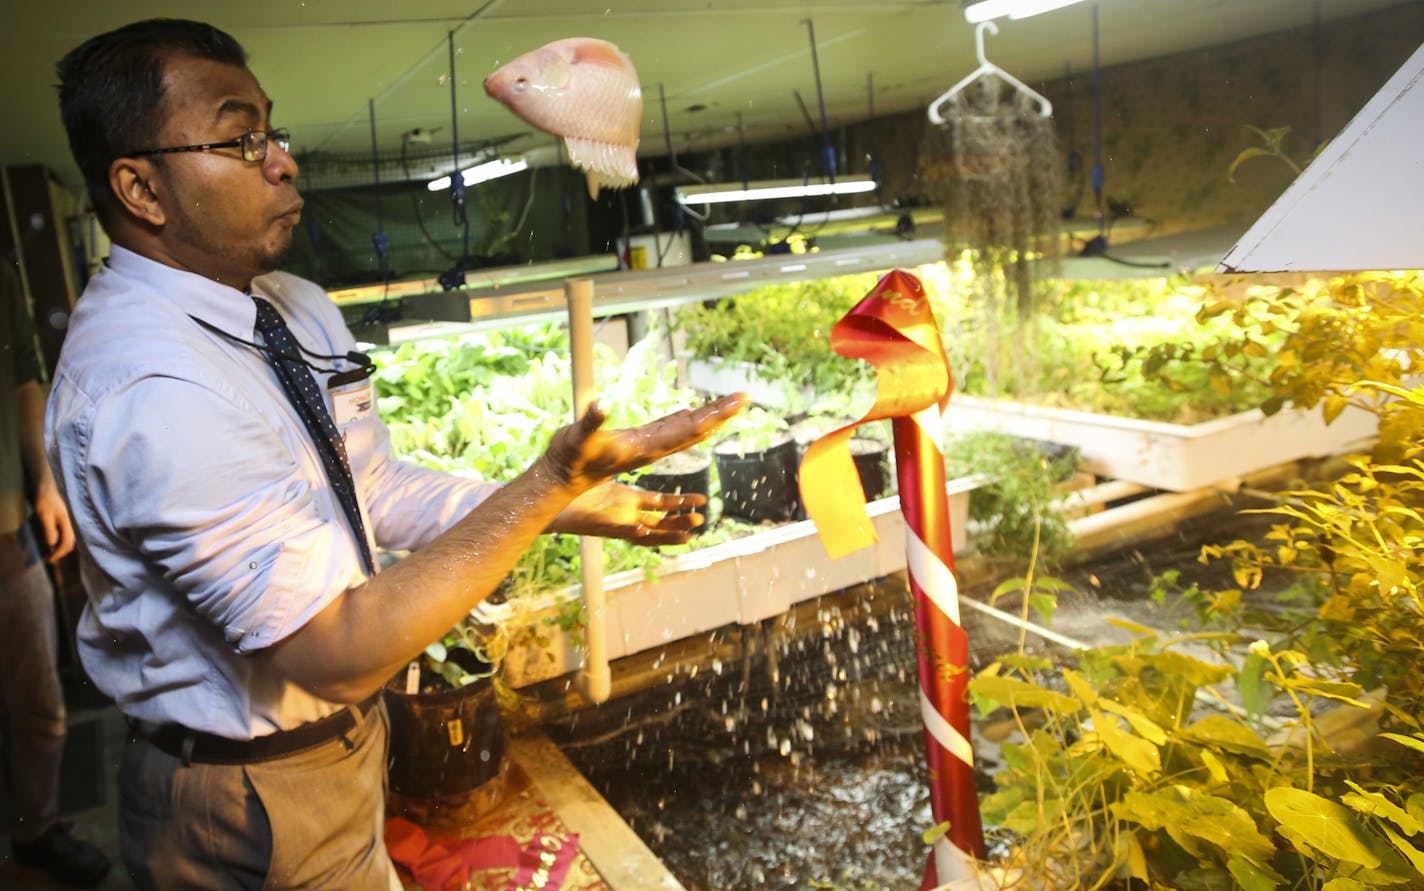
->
xmin=928 ymin=20 xmax=1053 ymax=124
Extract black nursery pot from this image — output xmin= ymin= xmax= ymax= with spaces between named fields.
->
xmin=637 ymin=449 xmax=713 ymax=533
xmin=850 ymin=437 xmax=892 ymax=501
xmin=790 ymin=435 xmax=893 ymax=520
xmin=383 ymin=668 xmax=506 ymax=800
xmin=714 ymin=433 xmax=801 ymax=523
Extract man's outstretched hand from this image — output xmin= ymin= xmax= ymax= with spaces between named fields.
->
xmin=554 ymin=481 xmax=708 ymax=544
xmin=543 ymin=392 xmax=747 ymax=541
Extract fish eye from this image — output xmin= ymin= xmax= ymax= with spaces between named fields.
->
xmin=513 ymin=76 xmax=529 ymax=93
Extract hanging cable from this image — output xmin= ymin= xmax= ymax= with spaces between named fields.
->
xmin=866 ymin=71 xmax=885 ymax=204
xmin=440 ymin=29 xmax=470 ymax=291
xmin=1091 ymin=3 xmax=1104 ymax=236
xmin=655 ymin=83 xmax=679 ymax=267
xmin=804 ymin=18 xmax=836 ymax=181
xmin=367 ymin=99 xmax=391 ymax=290
xmin=1078 ymin=5 xmax=1167 ymax=270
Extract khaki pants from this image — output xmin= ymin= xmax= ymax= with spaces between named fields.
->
xmin=0 ymin=525 xmax=67 ymax=843
xmin=119 ymin=699 xmax=401 ymax=890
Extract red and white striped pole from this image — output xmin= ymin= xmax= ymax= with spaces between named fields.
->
xmin=799 ymin=270 xmax=985 ymax=887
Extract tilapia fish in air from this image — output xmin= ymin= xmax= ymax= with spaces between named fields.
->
xmin=484 ymin=37 xmax=642 ymax=197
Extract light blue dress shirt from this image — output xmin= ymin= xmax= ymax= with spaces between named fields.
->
xmin=46 ymin=246 xmax=498 ymax=738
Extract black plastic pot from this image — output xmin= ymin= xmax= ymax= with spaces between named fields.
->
xmin=849 ymin=437 xmax=892 ymax=501
xmin=636 ymin=448 xmax=713 ymax=532
xmin=714 ymin=433 xmax=801 ymax=523
xmin=790 ymin=435 xmax=893 ymax=520
xmin=383 ymin=670 xmax=506 ymax=801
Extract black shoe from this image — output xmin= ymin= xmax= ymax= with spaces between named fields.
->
xmin=11 ymin=821 xmax=112 ymax=887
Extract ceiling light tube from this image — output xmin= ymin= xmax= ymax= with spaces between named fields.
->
xmin=964 ymin=0 xmax=1085 ymax=23
xmin=676 ymin=176 xmax=878 ymax=205
xmin=426 ymin=157 xmax=529 ymax=191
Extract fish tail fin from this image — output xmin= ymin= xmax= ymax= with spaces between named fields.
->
xmin=564 ymin=137 xmax=639 ymax=190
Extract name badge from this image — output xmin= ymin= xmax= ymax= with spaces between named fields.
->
xmin=331 ymin=381 xmax=374 ymax=425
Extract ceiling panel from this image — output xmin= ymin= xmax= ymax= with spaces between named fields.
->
xmin=0 ymin=0 xmax=1412 ymax=193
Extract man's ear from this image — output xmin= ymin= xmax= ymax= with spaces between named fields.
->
xmin=109 ymin=157 xmax=166 ymax=228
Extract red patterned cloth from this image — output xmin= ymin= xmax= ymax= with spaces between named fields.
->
xmin=388 ymin=763 xmax=607 ymax=891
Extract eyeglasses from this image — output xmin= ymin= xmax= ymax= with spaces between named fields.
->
xmin=126 ymin=128 xmax=291 ymax=163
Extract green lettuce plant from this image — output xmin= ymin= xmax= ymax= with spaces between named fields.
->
xmin=967 ymin=271 xmax=1424 ymax=888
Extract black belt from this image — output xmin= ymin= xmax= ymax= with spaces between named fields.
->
xmin=129 ymin=693 xmax=381 ymax=765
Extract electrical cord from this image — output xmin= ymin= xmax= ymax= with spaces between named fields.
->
xmin=400 ymin=135 xmax=459 ymax=265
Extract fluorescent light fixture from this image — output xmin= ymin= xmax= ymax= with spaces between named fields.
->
xmin=426 ymin=157 xmax=529 ymax=192
xmin=963 ymin=0 xmax=1085 ymax=23
xmin=676 ymin=176 xmax=878 ymax=206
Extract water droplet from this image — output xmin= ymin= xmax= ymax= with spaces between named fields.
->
xmin=436 ymin=73 xmax=450 ymax=87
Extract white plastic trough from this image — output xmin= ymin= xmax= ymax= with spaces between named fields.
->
xmin=481 ymin=478 xmax=979 ymax=689
xmin=947 ymin=395 xmax=1378 ymax=492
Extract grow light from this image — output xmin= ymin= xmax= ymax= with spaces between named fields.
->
xmin=675 ymin=176 xmax=877 ymax=206
xmin=426 ymin=157 xmax=528 ymax=191
xmin=963 ymin=0 xmax=1086 ymax=23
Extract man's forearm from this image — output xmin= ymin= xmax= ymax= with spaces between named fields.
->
xmin=262 ymin=456 xmax=573 ymax=703
xmin=260 ymin=393 xmax=744 ymax=705
xmin=16 ymin=380 xmax=55 ymax=492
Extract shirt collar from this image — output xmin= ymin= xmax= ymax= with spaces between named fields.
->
xmin=106 ymin=245 xmax=259 ymax=340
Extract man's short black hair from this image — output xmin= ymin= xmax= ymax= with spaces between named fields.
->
xmin=56 ymin=19 xmax=247 ymax=224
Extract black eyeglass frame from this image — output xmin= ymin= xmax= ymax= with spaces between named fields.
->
xmin=125 ymin=128 xmax=291 ymax=163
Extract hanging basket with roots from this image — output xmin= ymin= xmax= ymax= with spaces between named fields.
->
xmin=919 ymin=77 xmax=1062 ymax=393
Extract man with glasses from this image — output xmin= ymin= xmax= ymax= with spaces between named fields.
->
xmin=48 ymin=18 xmax=743 ymax=889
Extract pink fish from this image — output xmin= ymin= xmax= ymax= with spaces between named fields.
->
xmin=484 ymin=37 xmax=642 ymax=197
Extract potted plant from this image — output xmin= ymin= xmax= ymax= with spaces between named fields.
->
xmin=710 ymin=405 xmax=799 ymax=523
xmin=383 ymin=619 xmax=511 ymax=821
xmin=789 ymin=394 xmax=895 ymax=507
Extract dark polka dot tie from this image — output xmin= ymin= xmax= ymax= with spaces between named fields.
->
xmin=252 ymin=296 xmax=375 ymax=575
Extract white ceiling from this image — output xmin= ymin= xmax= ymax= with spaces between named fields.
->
xmin=1 ymin=0 xmax=1411 ymax=193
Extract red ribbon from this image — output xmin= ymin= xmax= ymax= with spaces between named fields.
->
xmin=799 ymin=270 xmax=953 ymax=559
xmin=385 ymin=817 xmax=578 ymax=890
xmin=799 ymin=269 xmax=986 ymax=879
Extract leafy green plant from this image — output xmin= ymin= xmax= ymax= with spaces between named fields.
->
xmin=1227 ymin=124 xmax=1305 ymax=182
xmin=374 ymin=323 xmax=715 ymax=684
xmin=924 ymin=263 xmax=1287 ymax=424
xmin=945 ymin=431 xmax=1079 ymax=569
xmin=969 ymin=270 xmax=1424 ymax=888
xmin=673 ymin=272 xmax=880 ymax=401
xmin=712 ymin=404 xmax=792 ymax=455
xmin=973 ymin=627 xmax=1424 ymax=889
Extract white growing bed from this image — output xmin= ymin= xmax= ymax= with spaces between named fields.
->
xmin=481 ymin=479 xmax=979 ymax=689
xmin=947 ymin=395 xmax=1378 ymax=492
